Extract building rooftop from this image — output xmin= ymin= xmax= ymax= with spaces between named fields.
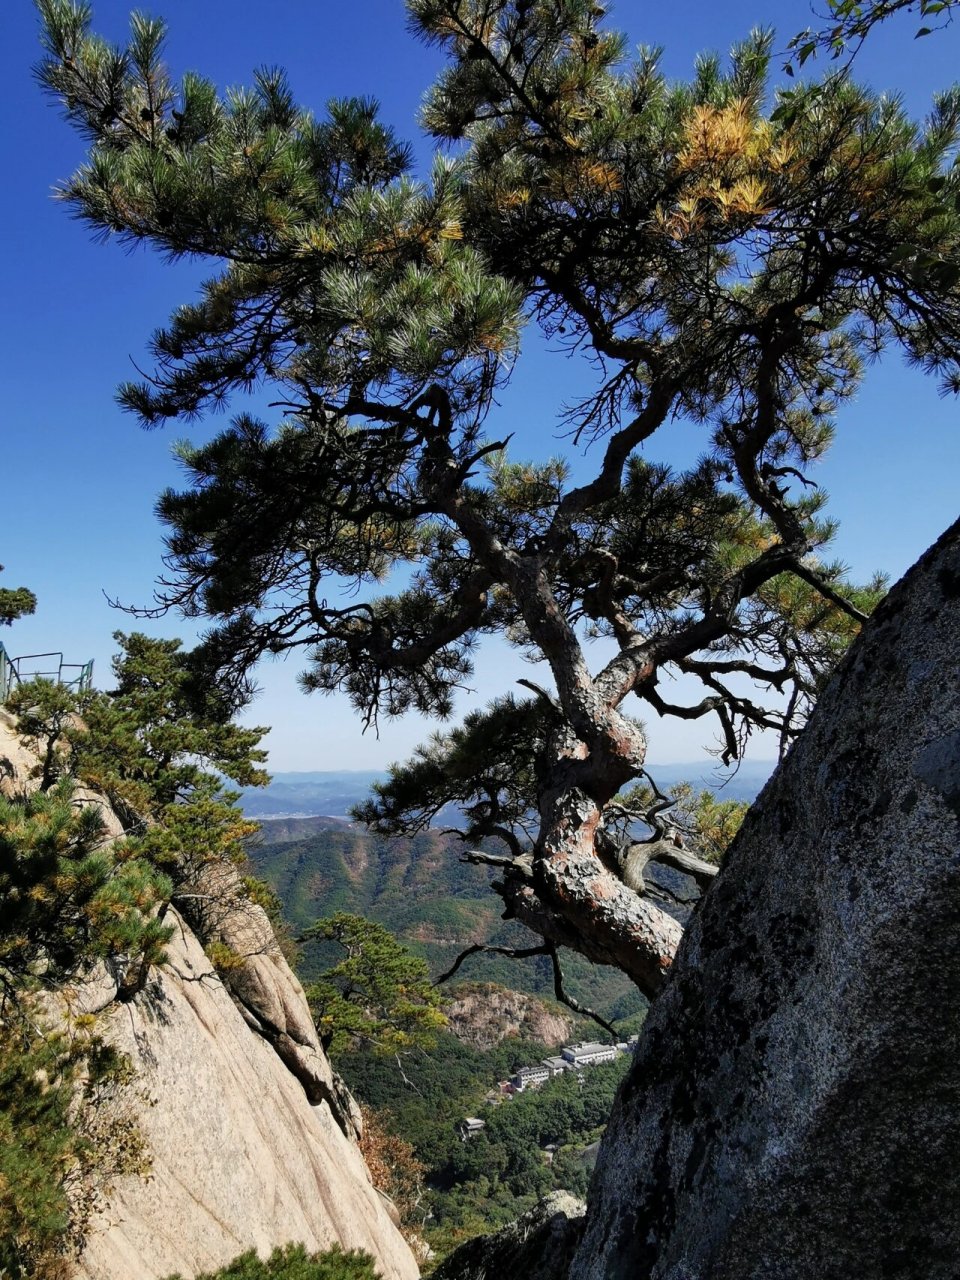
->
xmin=563 ymin=1041 xmax=616 ymax=1059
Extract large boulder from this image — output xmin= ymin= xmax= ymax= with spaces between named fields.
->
xmin=572 ymin=521 xmax=960 ymax=1279
xmin=444 ymin=983 xmax=574 ymax=1050
xmin=431 ymin=1192 xmax=586 ymax=1280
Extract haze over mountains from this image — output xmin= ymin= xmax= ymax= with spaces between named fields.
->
xmin=237 ymin=770 xmax=385 ymax=818
xmin=238 ymin=759 xmax=774 ymax=820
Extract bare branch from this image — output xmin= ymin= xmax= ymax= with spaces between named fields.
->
xmin=636 ymin=767 xmax=677 ymax=838
xmin=461 ymin=849 xmax=533 ymax=879
xmin=516 ymin=678 xmax=558 ymax=709
xmin=547 ymin=944 xmax=619 ymax=1038
xmin=788 ymin=559 xmax=870 ymax=624
xmin=644 ymin=843 xmax=719 ymax=891
xmin=433 ymin=942 xmax=551 ymax=986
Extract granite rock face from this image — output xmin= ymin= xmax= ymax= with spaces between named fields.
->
xmin=431 ymin=1192 xmax=586 ymax=1280
xmin=186 ymin=859 xmax=363 ymax=1139
xmin=0 ymin=712 xmax=418 ymax=1280
xmin=444 ymin=984 xmax=574 ymax=1050
xmin=572 ymin=520 xmax=960 ymax=1279
xmin=74 ymin=911 xmax=419 ymax=1280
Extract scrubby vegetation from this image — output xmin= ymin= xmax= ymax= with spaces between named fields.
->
xmin=0 ymin=1013 xmax=148 ymax=1278
xmin=162 ymin=1244 xmax=380 ymax=1280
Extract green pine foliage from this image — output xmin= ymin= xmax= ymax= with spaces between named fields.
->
xmin=354 ymin=695 xmax=547 ymax=858
xmin=304 ymin=913 xmax=446 ymax=1054
xmin=33 ymin=0 xmax=906 ymax=739
xmin=161 ymin=1243 xmax=379 ymax=1280
xmin=0 ymin=565 xmax=36 ymax=627
xmin=3 ymin=631 xmax=272 ymax=968
xmin=5 ymin=677 xmax=81 ymax=791
xmin=61 ymin=632 xmax=270 ymax=942
xmin=72 ymin=630 xmax=268 ymax=826
xmin=0 ymin=779 xmax=172 ymax=1000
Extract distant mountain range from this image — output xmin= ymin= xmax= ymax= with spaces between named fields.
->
xmin=237 ymin=758 xmax=775 ymax=820
xmin=236 ymin=770 xmax=385 ymax=818
xmin=246 ymin=816 xmax=645 ymax=1020
xmin=243 ymin=757 xmax=775 ymax=1022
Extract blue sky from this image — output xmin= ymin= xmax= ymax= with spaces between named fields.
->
xmin=2 ymin=0 xmax=959 ymax=773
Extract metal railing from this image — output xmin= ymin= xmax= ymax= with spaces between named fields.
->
xmin=0 ymin=642 xmax=94 ymax=702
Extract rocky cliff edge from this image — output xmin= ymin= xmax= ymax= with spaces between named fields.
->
xmin=0 ymin=709 xmax=419 ymax=1280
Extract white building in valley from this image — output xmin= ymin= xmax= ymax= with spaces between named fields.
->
xmin=561 ymin=1041 xmax=618 ymax=1069
xmin=512 ymin=1064 xmax=551 ymax=1091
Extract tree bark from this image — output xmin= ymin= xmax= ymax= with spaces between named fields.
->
xmin=486 ymin=771 xmax=685 ymax=999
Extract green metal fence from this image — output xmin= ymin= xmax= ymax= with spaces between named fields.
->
xmin=0 ymin=642 xmax=94 ymax=701
xmin=0 ymin=643 xmax=11 ymax=702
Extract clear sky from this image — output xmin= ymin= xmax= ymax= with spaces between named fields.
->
xmin=3 ymin=0 xmax=959 ymax=773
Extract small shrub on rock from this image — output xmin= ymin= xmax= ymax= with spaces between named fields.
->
xmin=163 ymin=1242 xmax=380 ymax=1279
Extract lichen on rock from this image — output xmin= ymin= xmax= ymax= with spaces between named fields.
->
xmin=572 ymin=520 xmax=960 ymax=1279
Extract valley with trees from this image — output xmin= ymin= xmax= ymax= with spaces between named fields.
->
xmin=1 ymin=0 xmax=959 ymax=1276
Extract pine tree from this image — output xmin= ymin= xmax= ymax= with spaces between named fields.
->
xmin=304 ymin=913 xmax=446 ymax=1055
xmin=0 ymin=565 xmax=36 ymax=627
xmin=54 ymin=631 xmax=269 ymax=946
xmin=36 ymin=1 xmax=960 ymax=994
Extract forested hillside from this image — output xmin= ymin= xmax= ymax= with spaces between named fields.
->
xmin=246 ymin=814 xmax=650 ymax=1261
xmin=247 ymin=821 xmax=645 ymax=1021
xmin=341 ymin=1035 xmax=632 ymax=1256
xmin=244 ymin=818 xmax=646 ymax=1261
xmin=246 ymin=760 xmax=766 ymax=1019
